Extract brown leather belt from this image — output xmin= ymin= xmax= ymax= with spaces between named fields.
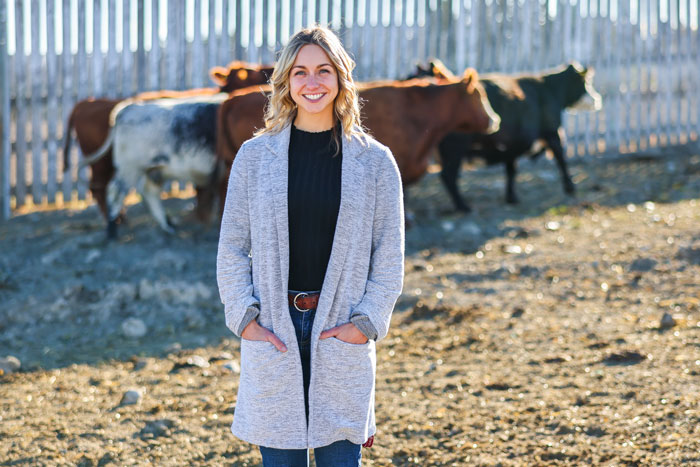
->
xmin=288 ymin=292 xmax=320 ymax=311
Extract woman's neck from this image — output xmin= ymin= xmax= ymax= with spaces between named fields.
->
xmin=293 ymin=109 xmax=335 ymax=133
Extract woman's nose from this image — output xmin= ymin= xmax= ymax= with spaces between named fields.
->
xmin=306 ymin=73 xmax=321 ymax=87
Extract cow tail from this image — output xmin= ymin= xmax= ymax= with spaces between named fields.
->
xmin=78 ymin=128 xmax=114 ymax=169
xmin=62 ymin=112 xmax=74 ymax=172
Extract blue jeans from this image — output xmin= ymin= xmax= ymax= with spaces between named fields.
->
xmin=258 ymin=295 xmax=362 ymax=467
xmin=260 ymin=439 xmax=362 ymax=467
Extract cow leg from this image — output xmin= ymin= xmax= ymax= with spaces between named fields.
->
xmin=544 ymin=130 xmax=575 ymax=195
xmin=106 ymin=176 xmax=130 ymax=239
xmin=438 ymin=137 xmax=472 ymax=213
xmin=439 ymin=150 xmax=471 ymax=213
xmin=504 ymin=158 xmax=519 ymax=204
xmin=141 ymin=177 xmax=176 ymax=234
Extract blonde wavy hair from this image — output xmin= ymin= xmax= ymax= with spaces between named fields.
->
xmin=257 ymin=26 xmax=366 ymax=152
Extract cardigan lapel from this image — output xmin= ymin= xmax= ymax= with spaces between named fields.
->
xmin=264 ymin=125 xmax=293 ymax=296
xmin=313 ymin=132 xmax=369 ymax=336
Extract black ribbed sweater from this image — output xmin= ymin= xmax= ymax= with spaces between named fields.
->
xmin=287 ymin=125 xmax=342 ymax=291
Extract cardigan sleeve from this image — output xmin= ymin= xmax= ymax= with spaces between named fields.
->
xmin=349 ymin=147 xmax=405 ymax=341
xmin=216 ymin=142 xmax=261 ymax=337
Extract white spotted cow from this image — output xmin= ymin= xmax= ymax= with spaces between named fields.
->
xmin=80 ymin=93 xmax=229 ymax=238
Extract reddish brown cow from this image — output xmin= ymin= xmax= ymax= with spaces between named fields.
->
xmin=63 ymin=61 xmax=273 ymax=221
xmin=216 ymin=70 xmax=499 ymax=207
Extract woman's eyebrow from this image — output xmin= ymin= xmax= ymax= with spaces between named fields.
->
xmin=291 ymin=63 xmax=333 ymax=70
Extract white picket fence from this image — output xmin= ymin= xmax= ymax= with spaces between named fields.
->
xmin=1 ymin=0 xmax=699 ymax=220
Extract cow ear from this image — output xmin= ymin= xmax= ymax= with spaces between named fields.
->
xmin=461 ymin=68 xmax=478 ymax=91
xmin=210 ymin=66 xmax=229 ymax=86
xmin=433 ymin=60 xmax=457 ymax=81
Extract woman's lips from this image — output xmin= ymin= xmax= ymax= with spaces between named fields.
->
xmin=303 ymin=93 xmax=326 ymax=102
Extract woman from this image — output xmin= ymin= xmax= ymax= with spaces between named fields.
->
xmin=217 ymin=26 xmax=404 ymax=466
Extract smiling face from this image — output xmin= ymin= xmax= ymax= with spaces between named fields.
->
xmin=289 ymin=44 xmax=339 ymax=131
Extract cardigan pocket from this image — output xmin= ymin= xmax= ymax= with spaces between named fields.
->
xmin=312 ymin=337 xmax=376 ymax=434
xmin=237 ymin=339 xmax=293 ymax=416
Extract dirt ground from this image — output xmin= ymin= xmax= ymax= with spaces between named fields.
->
xmin=1 ymin=146 xmax=700 ymax=466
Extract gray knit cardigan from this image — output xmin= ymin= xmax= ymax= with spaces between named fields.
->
xmin=216 ymin=123 xmax=405 ymax=449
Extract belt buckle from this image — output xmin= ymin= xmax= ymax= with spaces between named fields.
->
xmin=293 ymin=292 xmax=310 ymax=312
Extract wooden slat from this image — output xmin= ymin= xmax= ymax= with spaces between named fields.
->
xmin=561 ymin=0 xmax=574 ymax=154
xmin=167 ymin=0 xmax=178 ymax=90
xmin=608 ymin=0 xmax=622 ymax=151
xmin=137 ymin=0 xmax=146 ymax=91
xmin=30 ymin=0 xmax=43 ymax=203
xmin=177 ymin=0 xmax=186 ymax=89
xmin=582 ymin=1 xmax=593 ymax=155
xmin=376 ymin=0 xmax=387 ymax=79
xmin=149 ymin=0 xmax=160 ymax=91
xmin=332 ymin=0 xmax=342 ymax=30
xmin=682 ymin=0 xmax=692 ymax=138
xmin=660 ymin=0 xmax=672 ymax=143
xmin=106 ymin=0 xmax=118 ymax=97
xmin=61 ymin=0 xmax=73 ymax=202
xmin=638 ymin=0 xmax=649 ymax=150
xmin=520 ymin=0 xmax=532 ymax=72
xmin=248 ymin=0 xmax=258 ymax=63
xmin=571 ymin=0 xmax=583 ymax=155
xmin=277 ymin=0 xmax=285 ymax=51
xmin=264 ymin=0 xmax=275 ymax=55
xmin=425 ymin=0 xmax=436 ymax=60
xmin=646 ymin=0 xmax=658 ymax=147
xmin=467 ymin=0 xmax=478 ymax=70
xmin=415 ymin=0 xmax=426 ymax=69
xmin=674 ymin=0 xmax=683 ymax=140
xmin=693 ymin=1 xmax=700 ymax=134
xmin=268 ymin=0 xmax=279 ymax=62
xmin=494 ymin=0 xmax=506 ymax=72
xmin=14 ymin=0 xmax=27 ymax=208
xmin=398 ymin=0 xmax=410 ymax=77
xmin=0 ymin=0 xmax=10 ymax=219
xmin=632 ymin=0 xmax=643 ymax=150
xmin=235 ymin=0 xmax=244 ymax=59
xmin=387 ymin=0 xmax=399 ymax=79
xmin=344 ymin=0 xmax=355 ymax=52
xmin=93 ymin=0 xmax=103 ymax=96
xmin=207 ymin=0 xmax=216 ymax=76
xmin=507 ymin=0 xmax=519 ymax=73
xmin=46 ymin=0 xmax=58 ymax=204
xmin=121 ymin=0 xmax=133 ymax=96
xmin=193 ymin=0 xmax=203 ymax=87
xmin=76 ymin=0 xmax=87 ymax=199
xmin=220 ymin=0 xmax=230 ymax=66
xmin=358 ymin=0 xmax=371 ymax=80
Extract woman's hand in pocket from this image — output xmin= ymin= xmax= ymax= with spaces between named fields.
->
xmin=241 ymin=321 xmax=288 ymax=352
xmin=320 ymin=323 xmax=369 ymax=345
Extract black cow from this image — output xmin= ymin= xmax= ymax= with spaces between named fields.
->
xmin=412 ymin=61 xmax=602 ymax=212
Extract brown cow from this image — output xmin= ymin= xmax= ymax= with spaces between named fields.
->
xmin=62 ymin=61 xmax=273 ymax=221
xmin=216 ymin=70 xmax=500 ymax=204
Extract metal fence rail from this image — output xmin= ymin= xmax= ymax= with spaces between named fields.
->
xmin=1 ymin=0 xmax=699 ymax=219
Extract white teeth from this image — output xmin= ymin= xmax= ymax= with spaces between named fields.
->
xmin=305 ymin=93 xmax=324 ymax=100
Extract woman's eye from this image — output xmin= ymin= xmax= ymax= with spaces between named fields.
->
xmin=320 ymin=68 xmax=331 ymax=74
xmin=294 ymin=70 xmax=306 ymax=76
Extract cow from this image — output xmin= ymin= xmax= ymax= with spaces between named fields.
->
xmin=80 ymin=93 xmax=240 ymax=238
xmin=216 ymin=71 xmax=500 ymax=212
xmin=411 ymin=60 xmax=602 ymax=212
xmin=62 ymin=62 xmax=273 ymax=222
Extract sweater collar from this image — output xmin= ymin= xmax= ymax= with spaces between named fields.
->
xmin=264 ymin=123 xmax=368 ymax=159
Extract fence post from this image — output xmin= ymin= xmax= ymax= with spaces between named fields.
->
xmin=0 ymin=0 xmax=9 ymax=220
